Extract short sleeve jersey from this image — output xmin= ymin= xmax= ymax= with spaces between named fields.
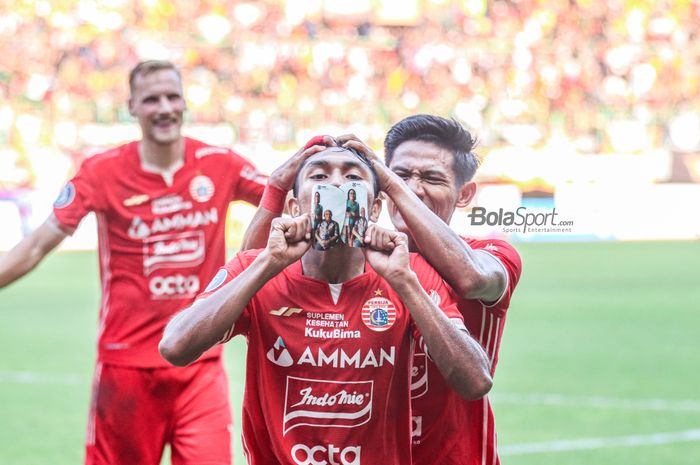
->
xmin=51 ymin=137 xmax=265 ymax=367
xmin=199 ymin=250 xmax=463 ymax=465
xmin=411 ymin=238 xmax=522 ymax=465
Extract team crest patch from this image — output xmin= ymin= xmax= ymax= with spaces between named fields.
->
xmin=53 ymin=182 xmax=75 ymax=209
xmin=189 ymin=175 xmax=215 ymax=203
xmin=361 ymin=296 xmax=397 ymax=332
xmin=204 ymin=269 xmax=228 ymax=293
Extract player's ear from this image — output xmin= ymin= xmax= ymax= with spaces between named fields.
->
xmin=369 ymin=196 xmax=382 ymax=222
xmin=128 ymin=98 xmax=136 ymax=117
xmin=288 ymin=197 xmax=301 ymax=217
xmin=456 ymin=181 xmax=476 ymax=209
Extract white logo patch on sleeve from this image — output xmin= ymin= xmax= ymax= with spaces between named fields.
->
xmin=53 ymin=182 xmax=76 ymax=209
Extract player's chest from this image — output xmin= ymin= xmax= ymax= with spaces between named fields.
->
xmin=252 ymin=286 xmax=411 ymax=371
xmin=102 ymin=170 xmax=229 ymax=240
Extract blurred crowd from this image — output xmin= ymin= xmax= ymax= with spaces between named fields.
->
xmin=1 ymin=0 xmax=700 ymax=190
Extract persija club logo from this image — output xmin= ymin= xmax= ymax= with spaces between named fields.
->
xmin=361 ymin=296 xmax=397 ymax=332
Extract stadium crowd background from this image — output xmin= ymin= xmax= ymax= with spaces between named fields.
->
xmin=1 ymin=0 xmax=700 ymax=245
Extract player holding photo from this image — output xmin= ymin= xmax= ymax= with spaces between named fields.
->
xmin=159 ymin=144 xmax=493 ymax=465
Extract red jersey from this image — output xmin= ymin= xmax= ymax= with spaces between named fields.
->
xmin=411 ymin=238 xmax=522 ymax=465
xmin=52 ymin=137 xmax=265 ymax=367
xmin=201 ymin=250 xmax=463 ymax=465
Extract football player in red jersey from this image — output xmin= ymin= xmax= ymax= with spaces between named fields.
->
xmin=160 ymin=145 xmax=494 ymax=465
xmin=340 ymin=114 xmax=523 ymax=465
xmin=0 ymin=60 xmax=321 ymax=465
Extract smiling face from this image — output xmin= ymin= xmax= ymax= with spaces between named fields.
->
xmin=290 ymin=148 xmax=381 ymax=221
xmin=388 ymin=140 xmax=474 ymax=233
xmin=128 ymin=69 xmax=186 ymax=146
xmin=348 ymin=189 xmax=356 ymax=201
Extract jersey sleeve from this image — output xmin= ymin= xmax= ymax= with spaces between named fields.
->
xmin=228 ymin=150 xmax=267 ymax=205
xmin=408 ymin=254 xmax=465 ymax=349
xmin=52 ymin=159 xmax=100 ymax=233
xmin=196 ymin=250 xmax=259 ymax=342
xmin=469 ymin=239 xmax=522 ymax=316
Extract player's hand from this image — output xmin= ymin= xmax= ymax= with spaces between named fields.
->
xmin=265 ymin=215 xmax=312 ymax=270
xmin=267 ymin=136 xmax=336 ymax=191
xmin=337 ymin=134 xmax=398 ymax=194
xmin=363 ymin=225 xmax=411 ymax=286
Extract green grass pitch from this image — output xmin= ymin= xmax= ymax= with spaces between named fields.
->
xmin=0 ymin=241 xmax=698 ymax=464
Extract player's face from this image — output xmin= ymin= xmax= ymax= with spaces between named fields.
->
xmin=324 ymin=210 xmax=332 ymax=221
xmin=387 ymin=140 xmax=467 ymax=232
xmin=293 ymin=148 xmax=377 ymax=215
xmin=129 ymin=69 xmax=186 ymax=146
xmin=349 ymin=189 xmax=356 ymax=201
xmin=314 ymin=192 xmax=320 ymax=204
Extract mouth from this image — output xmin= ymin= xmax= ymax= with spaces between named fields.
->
xmin=153 ymin=118 xmax=178 ymax=130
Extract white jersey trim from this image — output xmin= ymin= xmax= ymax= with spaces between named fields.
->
xmin=96 ymin=213 xmax=112 ymax=342
xmin=328 ymin=283 xmax=342 ymax=305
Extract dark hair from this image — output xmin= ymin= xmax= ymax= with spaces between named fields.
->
xmin=384 ymin=115 xmax=480 ymax=185
xmin=129 ymin=60 xmax=181 ymax=95
xmin=292 ymin=146 xmax=380 ymax=197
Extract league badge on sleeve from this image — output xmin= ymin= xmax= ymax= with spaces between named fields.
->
xmin=204 ymin=268 xmax=228 ymax=293
xmin=53 ymin=182 xmax=76 ymax=209
xmin=361 ymin=292 xmax=397 ymax=332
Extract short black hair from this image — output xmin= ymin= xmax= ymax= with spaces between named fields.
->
xmin=384 ymin=115 xmax=479 ymax=186
xmin=292 ymin=146 xmax=380 ymax=197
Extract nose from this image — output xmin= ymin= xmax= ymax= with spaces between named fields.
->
xmin=158 ymin=95 xmax=173 ymax=114
xmin=405 ymin=176 xmax=425 ymax=199
xmin=328 ymin=168 xmax=345 ymax=187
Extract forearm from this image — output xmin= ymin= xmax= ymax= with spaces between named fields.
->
xmin=385 ymin=180 xmax=491 ymax=299
xmin=393 ymin=273 xmax=492 ymax=400
xmin=241 ymin=207 xmax=279 ymax=250
xmin=160 ymin=252 xmax=282 ymax=366
xmin=0 ymin=223 xmax=64 ymax=288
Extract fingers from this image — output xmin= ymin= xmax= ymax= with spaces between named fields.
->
xmin=321 ymin=135 xmax=338 ymax=147
xmin=335 ymin=133 xmax=361 ymax=146
xmin=272 ymin=214 xmax=311 ymax=243
xmin=364 ymin=224 xmax=399 ymax=252
xmin=341 ymin=139 xmax=382 ymax=166
xmin=294 ymin=144 xmax=326 ymax=163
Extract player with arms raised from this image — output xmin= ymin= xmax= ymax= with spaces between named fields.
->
xmin=160 ymin=145 xmax=493 ymax=464
xmin=340 ymin=115 xmax=522 ymax=465
xmin=0 ymin=60 xmax=323 ymax=465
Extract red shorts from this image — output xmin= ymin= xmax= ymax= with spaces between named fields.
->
xmin=85 ymin=358 xmax=231 ymax=465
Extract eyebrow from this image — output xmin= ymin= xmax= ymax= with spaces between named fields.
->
xmin=392 ymin=165 xmax=450 ymax=178
xmin=305 ymin=159 xmax=367 ymax=172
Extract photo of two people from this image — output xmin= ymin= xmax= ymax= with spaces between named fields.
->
xmin=312 ymin=182 xmax=369 ymax=251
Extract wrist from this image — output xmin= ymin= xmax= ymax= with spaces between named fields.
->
xmin=379 ymin=170 xmax=403 ymax=198
xmin=260 ymin=184 xmax=287 ymax=214
xmin=386 ymin=270 xmax=419 ymax=293
xmin=256 ymin=249 xmax=288 ymax=277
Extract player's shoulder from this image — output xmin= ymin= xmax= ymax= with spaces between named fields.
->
xmin=462 ymin=236 xmax=520 ymax=259
xmin=230 ymin=248 xmax=265 ymax=268
xmin=79 ymin=141 xmax=134 ymax=172
xmin=187 ymin=137 xmax=243 ymax=163
xmin=462 ymin=236 xmax=523 ymax=283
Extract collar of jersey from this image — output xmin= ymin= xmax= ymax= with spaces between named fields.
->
xmin=287 ymin=258 xmax=371 ymax=288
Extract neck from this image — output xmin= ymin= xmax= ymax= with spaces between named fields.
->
xmin=139 ymin=138 xmax=184 ymax=169
xmin=301 ymin=247 xmax=365 ymax=284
